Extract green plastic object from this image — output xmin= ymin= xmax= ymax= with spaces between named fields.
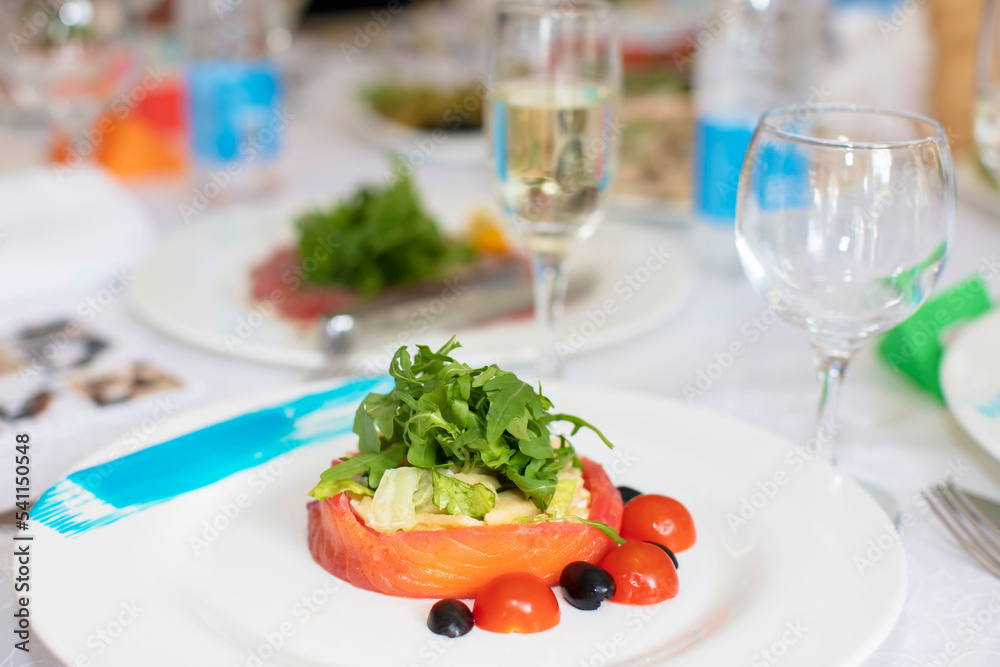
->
xmin=877 ymin=276 xmax=993 ymax=402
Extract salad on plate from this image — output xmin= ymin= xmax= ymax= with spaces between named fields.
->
xmin=306 ymin=339 xmax=697 ymax=635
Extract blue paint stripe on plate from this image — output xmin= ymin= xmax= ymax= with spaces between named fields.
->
xmin=33 ymin=376 xmax=391 ymax=535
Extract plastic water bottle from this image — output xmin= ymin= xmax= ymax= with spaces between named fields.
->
xmin=691 ymin=0 xmax=822 ymax=271
xmin=177 ymin=0 xmax=288 ymax=208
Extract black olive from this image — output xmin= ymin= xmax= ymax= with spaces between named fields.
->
xmin=617 ymin=485 xmax=642 ymax=504
xmin=559 ymin=561 xmax=616 ymax=610
xmin=427 ymin=599 xmax=474 ymax=637
xmin=647 ymin=542 xmax=679 ymax=569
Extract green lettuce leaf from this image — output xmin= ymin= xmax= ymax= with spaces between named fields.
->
xmin=432 ymin=470 xmax=496 ymax=520
xmin=545 ymin=478 xmax=578 ymax=517
xmin=308 ymin=478 xmax=374 ymax=501
xmin=368 ymin=467 xmax=433 ymax=532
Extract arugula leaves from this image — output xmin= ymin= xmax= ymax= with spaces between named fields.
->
xmin=309 ymin=338 xmax=615 ymax=511
xmin=295 ymin=168 xmax=475 ymax=295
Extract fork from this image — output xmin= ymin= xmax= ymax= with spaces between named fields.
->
xmin=923 ymin=481 xmax=1000 ymax=577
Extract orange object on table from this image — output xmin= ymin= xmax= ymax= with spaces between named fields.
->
xmin=51 ymin=74 xmax=188 ymax=180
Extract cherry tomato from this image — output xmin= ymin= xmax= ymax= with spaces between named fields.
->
xmin=619 ymin=494 xmax=696 ymax=553
xmin=598 ymin=541 xmax=679 ymax=605
xmin=473 ymin=572 xmax=560 ymax=633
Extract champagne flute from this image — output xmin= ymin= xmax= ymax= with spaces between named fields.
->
xmin=736 ymin=105 xmax=955 ymax=507
xmin=486 ymin=0 xmax=621 ymax=378
xmin=977 ymin=0 xmax=1000 ymax=182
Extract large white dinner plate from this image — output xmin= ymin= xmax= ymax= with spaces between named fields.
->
xmin=32 ymin=381 xmax=906 ymax=666
xmin=129 ymin=192 xmax=692 ymax=370
xmin=942 ymin=310 xmax=1000 ymax=459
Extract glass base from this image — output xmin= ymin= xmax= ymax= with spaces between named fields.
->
xmin=856 ymin=478 xmax=903 ymax=532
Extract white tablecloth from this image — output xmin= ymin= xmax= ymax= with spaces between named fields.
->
xmin=4 ymin=50 xmax=1000 ymax=667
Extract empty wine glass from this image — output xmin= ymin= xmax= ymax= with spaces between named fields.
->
xmin=977 ymin=0 xmax=1000 ymax=182
xmin=486 ymin=0 xmax=621 ymax=378
xmin=736 ymin=105 xmax=955 ymax=488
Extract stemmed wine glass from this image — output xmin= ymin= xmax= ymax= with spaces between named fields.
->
xmin=976 ymin=0 xmax=1000 ymax=182
xmin=0 ymin=0 xmax=136 ymax=164
xmin=486 ymin=0 xmax=621 ymax=378
xmin=736 ymin=105 xmax=955 ymax=496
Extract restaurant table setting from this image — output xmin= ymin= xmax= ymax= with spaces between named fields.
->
xmin=3 ymin=0 xmax=1000 ymax=665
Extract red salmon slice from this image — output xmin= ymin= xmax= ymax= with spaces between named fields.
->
xmin=307 ymin=457 xmax=624 ymax=599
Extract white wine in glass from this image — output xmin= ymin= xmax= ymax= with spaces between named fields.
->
xmin=487 ymin=1 xmax=620 ymax=378
xmin=491 ymin=81 xmax=616 ymax=255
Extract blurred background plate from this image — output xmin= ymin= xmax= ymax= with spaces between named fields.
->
xmin=129 ymin=186 xmax=693 ymax=371
xmin=335 ymin=71 xmax=487 ymax=166
xmin=942 ymin=310 xmax=1000 ymax=461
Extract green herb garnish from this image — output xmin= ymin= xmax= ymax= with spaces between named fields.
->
xmin=295 ymin=168 xmax=475 ymax=295
xmin=309 ymin=338 xmax=614 ymax=516
xmin=515 ymin=514 xmax=627 ymax=545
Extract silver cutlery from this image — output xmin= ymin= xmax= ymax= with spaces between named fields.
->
xmin=923 ymin=481 xmax=1000 ymax=577
xmin=308 ymin=260 xmax=596 ymax=381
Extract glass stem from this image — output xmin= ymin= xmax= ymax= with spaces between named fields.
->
xmin=531 ymin=250 xmax=569 ymax=379
xmin=812 ymin=348 xmax=851 ymax=466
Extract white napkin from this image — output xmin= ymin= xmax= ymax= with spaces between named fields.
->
xmin=0 ymin=165 xmax=154 ymax=304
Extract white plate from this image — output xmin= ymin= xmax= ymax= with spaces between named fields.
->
xmin=129 ymin=192 xmax=693 ymax=370
xmin=32 ymin=381 xmax=906 ymax=666
xmin=942 ymin=310 xmax=1000 ymax=459
xmin=337 ymin=74 xmax=486 ymax=167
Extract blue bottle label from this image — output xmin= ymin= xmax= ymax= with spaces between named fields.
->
xmin=693 ymin=115 xmax=756 ymax=225
xmin=754 ymin=141 xmax=809 ymax=212
xmin=187 ymin=60 xmax=283 ymax=165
